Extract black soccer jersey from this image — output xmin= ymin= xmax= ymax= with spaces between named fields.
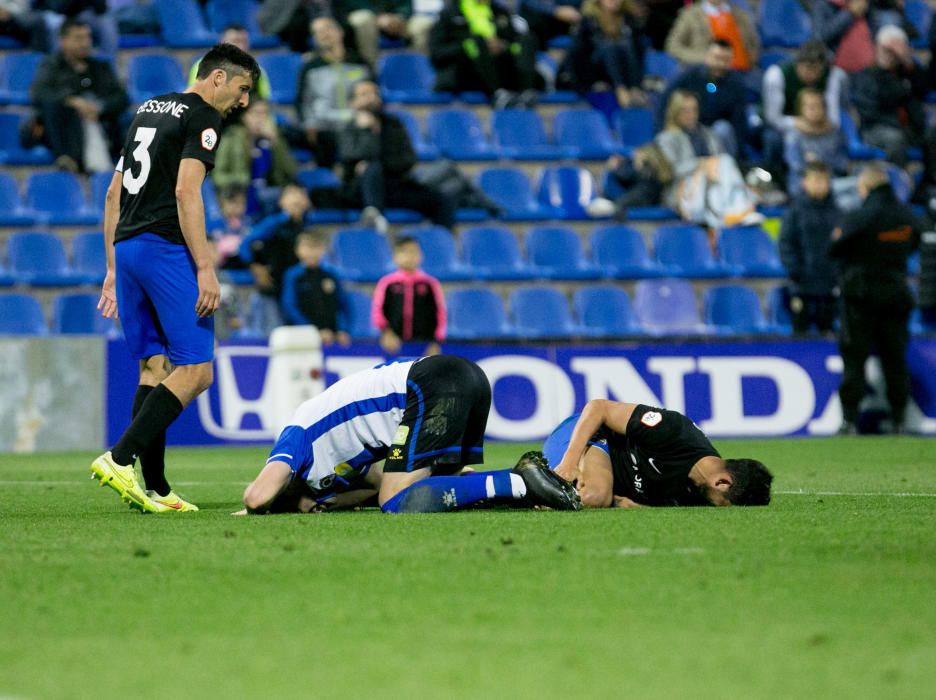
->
xmin=595 ymin=405 xmax=720 ymax=506
xmin=114 ymin=92 xmax=222 ymax=245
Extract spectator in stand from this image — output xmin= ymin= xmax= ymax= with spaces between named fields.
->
xmin=30 ymin=18 xmax=128 ymax=173
xmin=257 ymin=0 xmax=333 ymax=53
xmin=428 ymin=0 xmax=539 ymax=109
xmin=0 ymin=0 xmax=51 ymax=51
xmin=559 ymin=0 xmax=648 ymax=108
xmin=338 ymin=79 xmax=455 ymax=233
xmin=297 ymin=16 xmax=371 ymax=167
xmin=919 ymin=223 xmax=936 ymax=329
xmin=784 ymin=89 xmax=849 ymax=196
xmin=188 ymin=24 xmax=272 ymax=101
xmin=659 ymin=39 xmax=747 ymax=157
xmin=281 ymin=230 xmax=352 ymax=345
xmin=213 ymin=185 xmax=250 ymax=271
xmin=332 ymin=0 xmax=434 ymax=65
xmin=372 ymin=237 xmax=446 ymax=357
xmin=642 ymin=0 xmax=683 ymax=50
xmin=851 ymin=24 xmax=927 ymax=167
xmin=519 ymin=0 xmax=582 ymax=51
xmin=762 ymin=40 xmax=848 ymax=179
xmin=655 ymin=90 xmax=758 ymax=228
xmin=813 ymin=0 xmax=915 ymax=74
xmin=779 ymin=161 xmax=841 ymax=335
xmin=664 ymin=0 xmax=758 ymax=72
xmin=39 ymin=0 xmax=118 ymax=56
xmin=213 ymin=98 xmax=299 ymax=217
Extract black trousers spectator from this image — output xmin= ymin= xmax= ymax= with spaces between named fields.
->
xmin=838 ymin=294 xmax=913 ymax=426
xmin=0 ymin=12 xmax=50 ymax=51
xmin=791 ymin=294 xmax=836 ymax=334
xmin=456 ymin=34 xmax=538 ymax=96
xmin=353 ymin=162 xmax=456 ymax=229
xmin=36 ymin=100 xmax=122 ymax=171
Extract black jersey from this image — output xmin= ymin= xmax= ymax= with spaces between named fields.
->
xmin=114 ymin=92 xmax=222 ymax=245
xmin=595 ymin=405 xmax=720 ymax=506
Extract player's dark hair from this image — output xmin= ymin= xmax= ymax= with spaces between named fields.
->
xmin=724 ymin=459 xmax=773 ymax=506
xmin=268 ymin=477 xmax=313 ymax=514
xmin=223 ymin=23 xmax=248 ymax=34
xmin=60 ymin=18 xmax=89 ymax=37
xmin=710 ymin=38 xmax=733 ymax=51
xmin=196 ymin=43 xmax=261 ymax=85
xmin=394 ymin=236 xmax=419 ymax=250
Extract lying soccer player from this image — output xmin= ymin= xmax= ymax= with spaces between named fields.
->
xmin=546 ymin=400 xmax=773 ymax=508
xmin=241 ymin=355 xmax=580 ymax=514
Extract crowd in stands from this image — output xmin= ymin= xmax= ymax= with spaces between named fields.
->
xmin=2 ymin=0 xmax=936 ymax=341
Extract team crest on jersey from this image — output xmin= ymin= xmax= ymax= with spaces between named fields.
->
xmin=641 ymin=411 xmax=663 ymax=427
xmin=201 ymin=128 xmax=218 ymax=151
xmin=392 ymin=425 xmax=409 ymax=445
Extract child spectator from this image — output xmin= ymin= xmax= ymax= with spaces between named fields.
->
xmin=372 ymin=237 xmax=446 ymax=356
xmin=779 ymin=161 xmax=841 ymax=334
xmin=281 ymin=231 xmax=352 ymax=346
xmin=213 ymin=185 xmax=250 ymax=270
xmin=784 ymin=88 xmax=849 ymax=195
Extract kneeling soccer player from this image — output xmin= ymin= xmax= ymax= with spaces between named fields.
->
xmin=242 ymin=355 xmax=580 ymax=514
xmin=546 ymin=400 xmax=773 ymax=508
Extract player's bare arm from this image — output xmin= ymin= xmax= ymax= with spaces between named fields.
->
xmin=575 ymin=447 xmax=615 ymax=508
xmin=98 ymin=170 xmax=123 ymax=319
xmin=176 ymin=158 xmax=219 ymax=318
xmin=243 ymin=461 xmax=293 ymax=513
xmin=555 ymin=400 xmax=637 ymax=482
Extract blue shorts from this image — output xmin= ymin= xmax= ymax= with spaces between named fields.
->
xmin=542 ymin=413 xmax=610 ymax=470
xmin=115 ymin=233 xmax=214 ymax=365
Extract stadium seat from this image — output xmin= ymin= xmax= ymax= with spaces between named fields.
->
xmin=89 ymin=171 xmax=112 ymax=212
xmin=126 ymin=53 xmax=186 ymax=104
xmin=259 ymin=52 xmax=303 ymax=105
xmin=613 ymin=108 xmax=656 ymax=152
xmin=346 ymin=289 xmax=379 ymax=339
xmin=525 ymin=226 xmax=602 ymax=280
xmin=759 ymin=0 xmax=811 ymax=47
xmin=643 ymin=50 xmax=680 ymax=82
xmin=0 ymin=294 xmax=47 ymax=335
xmin=477 ymin=167 xmax=559 ymax=221
xmin=766 ymin=286 xmax=793 ymax=334
xmin=589 ymin=225 xmax=666 ymax=278
xmin=537 ymin=166 xmax=600 ymax=220
xmin=296 ymin=167 xmax=340 ymax=191
xmin=386 ymin=109 xmax=439 ymax=160
xmin=0 ymin=113 xmax=54 ymax=166
xmin=574 ymin=285 xmax=643 ymax=336
xmin=153 ymin=0 xmax=215 ymax=48
xmin=510 ymin=286 xmax=581 ymax=338
xmin=378 ymin=52 xmax=451 ymax=104
xmin=703 ymin=285 xmax=771 ymax=335
xmin=718 ymin=226 xmax=786 ymax=277
xmin=654 ymin=224 xmax=733 ymax=277
xmin=840 ymin=110 xmax=886 ymax=160
xmin=461 ymin=226 xmax=535 ymax=280
xmin=598 ymin=172 xmax=680 ymax=222
xmin=400 ymin=225 xmax=472 ymax=281
xmin=491 ymin=109 xmax=569 ymax=160
xmin=426 ymin=109 xmax=497 ymax=160
xmin=885 ymin=164 xmax=913 ymax=203
xmin=758 ymin=51 xmax=788 ymax=71
xmin=633 ymin=278 xmax=711 ymax=335
xmin=204 ymin=0 xmax=279 ymax=48
xmin=7 ymin=231 xmax=89 ymax=286
xmin=24 ymin=172 xmax=99 ymax=226
xmin=905 ymin=0 xmax=932 ymax=48
xmin=330 ymin=227 xmax=394 ymax=282
xmin=51 ymin=292 xmax=115 ymax=334
xmin=0 ymin=173 xmax=36 ymax=227
xmin=0 ymin=51 xmax=44 ymax=105
xmin=72 ymin=231 xmax=107 ymax=284
xmin=447 ymin=287 xmax=512 ymax=339
xmin=553 ymin=108 xmax=624 ymax=160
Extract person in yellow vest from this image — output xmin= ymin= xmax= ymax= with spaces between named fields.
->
xmin=188 ymin=24 xmax=272 ymax=100
xmin=665 ymin=0 xmax=758 ymax=71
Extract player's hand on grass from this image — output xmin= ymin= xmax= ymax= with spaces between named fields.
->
xmin=612 ymin=495 xmax=642 ymax=508
xmin=195 ymin=267 xmax=221 ymax=317
xmin=98 ymin=271 xmax=119 ymax=319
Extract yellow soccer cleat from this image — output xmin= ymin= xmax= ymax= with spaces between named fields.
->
xmin=139 ymin=490 xmax=200 ymax=513
xmin=90 ymin=451 xmax=150 ymax=511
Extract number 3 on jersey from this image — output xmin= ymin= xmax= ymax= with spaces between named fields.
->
xmin=122 ymin=126 xmax=156 ymax=195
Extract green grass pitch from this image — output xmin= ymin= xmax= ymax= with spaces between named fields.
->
xmin=1 ymin=438 xmax=935 ymax=699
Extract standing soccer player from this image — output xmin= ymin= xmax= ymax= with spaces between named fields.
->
xmin=91 ymin=44 xmax=260 ymax=513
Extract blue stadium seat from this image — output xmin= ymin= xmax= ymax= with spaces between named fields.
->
xmin=613 ymin=108 xmax=656 ymax=152
xmin=72 ymin=231 xmax=106 ymax=284
xmin=553 ymin=108 xmax=623 ymax=160
xmin=905 ymin=0 xmax=932 ymax=48
xmin=153 ymin=0 xmax=215 ymax=48
xmin=634 ymin=278 xmax=711 ymax=335
xmin=52 ymin=292 xmax=115 ymax=334
xmin=386 ymin=109 xmax=439 ymax=160
xmin=644 ymin=50 xmax=679 ymax=81
xmin=574 ymin=285 xmax=642 ymax=336
xmin=491 ymin=109 xmax=569 ymax=160
xmin=654 ymin=224 xmax=733 ymax=277
xmin=426 ymin=109 xmax=497 ymax=160
xmin=204 ymin=0 xmax=279 ymax=48
xmin=126 ymin=53 xmax=186 ymax=104
xmin=259 ymin=52 xmax=303 ymax=105
xmin=537 ymin=166 xmax=599 ymax=220
xmin=758 ymin=51 xmax=789 ymax=71
xmin=718 ymin=226 xmax=786 ymax=277
xmin=461 ymin=226 xmax=535 ymax=280
xmin=704 ymin=285 xmax=771 ymax=335
xmin=296 ymin=167 xmax=340 ymax=190
xmin=346 ymin=289 xmax=379 ymax=339
xmin=589 ymin=225 xmax=666 ymax=278
xmin=0 ymin=294 xmax=47 ymax=335
xmin=330 ymin=228 xmax=394 ymax=282
xmin=0 ymin=51 xmax=44 ymax=105
xmin=525 ymin=226 xmax=602 ymax=280
xmin=24 ymin=172 xmax=98 ymax=226
xmin=447 ymin=287 xmax=512 ymax=339
xmin=840 ymin=110 xmax=886 ymax=160
xmin=89 ymin=171 xmax=112 ymax=212
xmin=477 ymin=167 xmax=558 ymax=221
xmin=509 ymin=286 xmax=580 ymax=338
xmin=766 ymin=286 xmax=793 ymax=334
xmin=0 ymin=113 xmax=53 ymax=166
xmin=0 ymin=173 xmax=36 ymax=227
xmin=401 ymin=225 xmax=472 ymax=281
xmin=885 ymin=163 xmax=914 ymax=203
xmin=759 ymin=0 xmax=812 ymax=47
xmin=7 ymin=232 xmax=89 ymax=286
xmin=378 ymin=52 xmax=451 ymax=104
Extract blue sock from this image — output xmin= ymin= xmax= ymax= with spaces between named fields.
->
xmin=381 ymin=470 xmax=526 ymax=513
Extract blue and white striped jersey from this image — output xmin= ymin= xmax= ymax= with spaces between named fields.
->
xmin=267 ymin=359 xmax=417 ymax=492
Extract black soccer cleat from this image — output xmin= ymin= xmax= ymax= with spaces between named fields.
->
xmin=512 ymin=451 xmax=582 ymax=511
